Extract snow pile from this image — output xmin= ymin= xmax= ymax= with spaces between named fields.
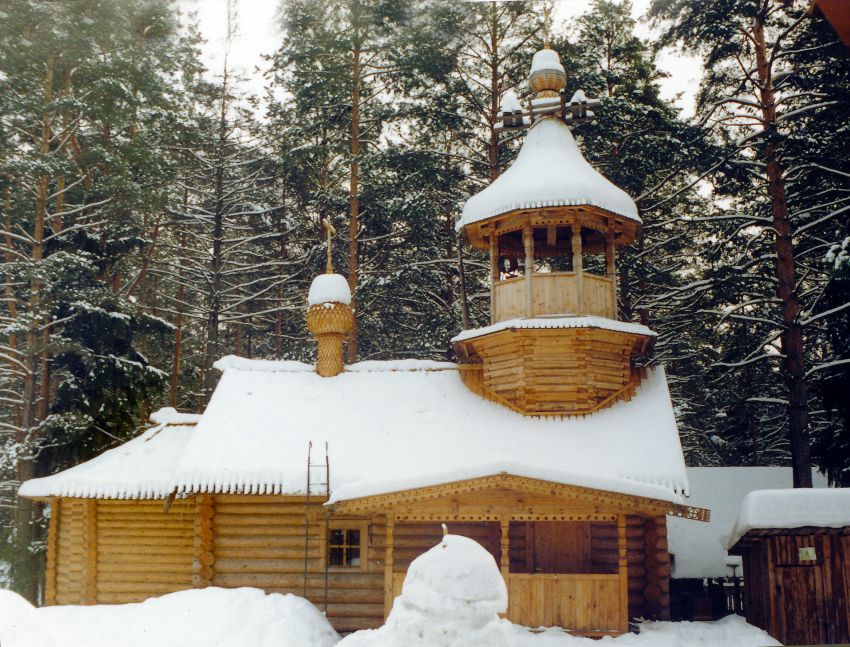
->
xmin=149 ymin=407 xmax=201 ymax=426
xmin=338 ymin=534 xmax=513 ymax=647
xmin=0 ymin=589 xmax=59 ymax=647
xmin=0 ymin=587 xmax=338 ymax=647
xmin=308 ymin=273 xmax=352 ymax=305
xmin=529 ymin=48 xmax=565 ymax=76
xmin=667 ymin=467 xmax=829 ymax=578
xmin=728 ymin=487 xmax=850 ymax=549
xmin=458 ymin=118 xmax=639 ymax=229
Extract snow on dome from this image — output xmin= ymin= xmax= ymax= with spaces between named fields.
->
xmin=727 ymin=488 xmax=850 ymax=549
xmin=458 ymin=118 xmax=640 ymax=230
xmin=338 ymin=535 xmax=512 ymax=647
xmin=308 ymin=273 xmax=351 ymax=306
xmin=529 ymin=47 xmax=565 ymax=75
xmin=149 ymin=407 xmax=201 ymax=426
xmin=500 ymin=89 xmax=522 ymax=113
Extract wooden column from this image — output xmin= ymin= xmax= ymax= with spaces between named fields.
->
xmin=44 ymin=499 xmax=59 ymax=605
xmin=489 ymin=234 xmax=499 ymax=324
xmin=523 ymin=222 xmax=533 ymax=317
xmin=617 ymin=515 xmax=629 ymax=634
xmin=194 ymin=494 xmax=215 ymax=588
xmin=499 ymin=517 xmax=510 ymax=580
xmin=606 ymin=223 xmax=617 ymax=320
xmin=572 ymin=224 xmax=583 ymax=314
xmin=83 ymin=499 xmax=97 ymax=604
xmin=384 ymin=515 xmax=395 ymax=618
xmin=643 ymin=516 xmax=671 ymax=620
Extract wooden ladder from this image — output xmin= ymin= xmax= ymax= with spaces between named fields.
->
xmin=303 ymin=441 xmax=330 ymax=611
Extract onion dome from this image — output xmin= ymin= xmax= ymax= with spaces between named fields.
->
xmin=528 ymin=47 xmax=566 ymax=98
xmin=306 ymin=273 xmax=354 ymax=378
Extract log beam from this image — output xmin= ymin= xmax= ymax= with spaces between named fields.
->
xmin=384 ymin=515 xmax=395 ymax=618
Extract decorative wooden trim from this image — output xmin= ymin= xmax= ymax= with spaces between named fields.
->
xmin=328 ymin=473 xmax=707 ymax=522
xmin=392 ymin=512 xmax=617 ymax=523
xmin=193 ymin=493 xmax=215 ymax=588
xmin=44 ymin=498 xmax=58 ymax=605
xmin=383 ymin=516 xmax=395 ymax=618
xmin=617 ymin=515 xmax=629 ymax=633
xmin=84 ymin=499 xmax=97 ymax=604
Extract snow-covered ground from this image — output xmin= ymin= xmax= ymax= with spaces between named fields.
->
xmin=1 ymin=535 xmax=781 ymax=647
xmin=0 ymin=587 xmax=339 ymax=647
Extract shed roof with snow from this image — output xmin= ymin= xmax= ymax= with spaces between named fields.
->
xmin=20 ymin=358 xmax=688 ymax=505
xmin=666 ymin=467 xmax=829 ymax=579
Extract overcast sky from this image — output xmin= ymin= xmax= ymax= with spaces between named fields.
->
xmin=176 ymin=0 xmax=702 ymax=117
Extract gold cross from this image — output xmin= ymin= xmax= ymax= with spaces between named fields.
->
xmin=322 ymin=218 xmax=336 ymax=273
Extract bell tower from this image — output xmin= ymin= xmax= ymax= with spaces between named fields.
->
xmin=452 ymin=46 xmax=655 ymax=417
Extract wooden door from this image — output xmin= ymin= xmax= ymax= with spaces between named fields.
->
xmin=775 ymin=566 xmax=826 ymax=645
xmin=534 ymin=522 xmax=592 ymax=574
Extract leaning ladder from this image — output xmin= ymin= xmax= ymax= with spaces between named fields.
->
xmin=303 ymin=441 xmax=330 ymax=612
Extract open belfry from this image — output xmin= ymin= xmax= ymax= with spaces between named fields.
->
xmin=454 ymin=45 xmax=651 ymax=416
xmin=20 ymin=44 xmax=707 ymax=637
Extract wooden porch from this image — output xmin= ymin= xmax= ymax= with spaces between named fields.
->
xmin=328 ymin=474 xmax=705 ymax=635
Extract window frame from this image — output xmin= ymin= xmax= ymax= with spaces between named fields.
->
xmin=326 ymin=520 xmax=369 ymax=572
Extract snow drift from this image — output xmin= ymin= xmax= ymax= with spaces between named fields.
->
xmin=0 ymin=587 xmax=339 ymax=647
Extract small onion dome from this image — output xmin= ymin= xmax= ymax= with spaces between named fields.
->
xmin=500 ymin=89 xmax=522 ymax=114
xmin=528 ymin=47 xmax=566 ymax=98
xmin=307 ymin=272 xmax=351 ymax=306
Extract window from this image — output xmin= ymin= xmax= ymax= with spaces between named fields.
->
xmin=328 ymin=527 xmax=362 ymax=568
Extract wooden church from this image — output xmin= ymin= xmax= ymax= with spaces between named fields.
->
xmin=20 ymin=45 xmax=708 ymax=636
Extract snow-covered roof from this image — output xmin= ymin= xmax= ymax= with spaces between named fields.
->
xmin=530 ymin=48 xmax=565 ymax=76
xmin=458 ymin=118 xmax=640 ymax=230
xmin=19 ymin=415 xmax=196 ymax=500
xmin=451 ymin=315 xmax=655 ymax=344
xmin=169 ymin=359 xmax=687 ymax=502
xmin=20 ymin=360 xmax=688 ymax=504
xmin=727 ymin=488 xmax=850 ymax=550
xmin=667 ymin=467 xmax=829 ymax=579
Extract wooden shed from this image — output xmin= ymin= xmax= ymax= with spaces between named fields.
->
xmin=728 ymin=488 xmax=850 ymax=645
xmin=20 ymin=44 xmax=709 ymax=637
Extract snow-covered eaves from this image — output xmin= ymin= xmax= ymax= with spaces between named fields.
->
xmin=169 ymin=360 xmax=688 ymax=502
xmin=450 ymin=316 xmax=655 ymax=344
xmin=667 ymin=467 xmax=829 ymax=579
xmin=457 ymin=118 xmax=640 ymax=231
xmin=18 ymin=420 xmax=194 ymax=500
xmin=727 ymin=488 xmax=850 ymax=550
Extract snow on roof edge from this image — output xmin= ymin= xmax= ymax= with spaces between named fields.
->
xmin=214 ymin=355 xmax=457 ymax=374
xmin=149 ymin=407 xmax=201 ymax=426
xmin=451 ymin=316 xmax=656 ymax=344
xmin=727 ymin=488 xmax=850 ymax=549
xmin=327 ymin=461 xmax=686 ymax=506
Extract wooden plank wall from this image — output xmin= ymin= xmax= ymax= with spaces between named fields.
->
xmin=95 ymin=499 xmax=194 ymax=603
xmin=54 ymin=499 xmax=85 ymax=604
xmin=210 ymin=495 xmax=384 ymax=633
xmin=390 ymin=522 xmax=500 ymax=572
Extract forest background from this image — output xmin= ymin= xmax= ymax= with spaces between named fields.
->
xmin=1 ymin=0 xmax=849 ymax=602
